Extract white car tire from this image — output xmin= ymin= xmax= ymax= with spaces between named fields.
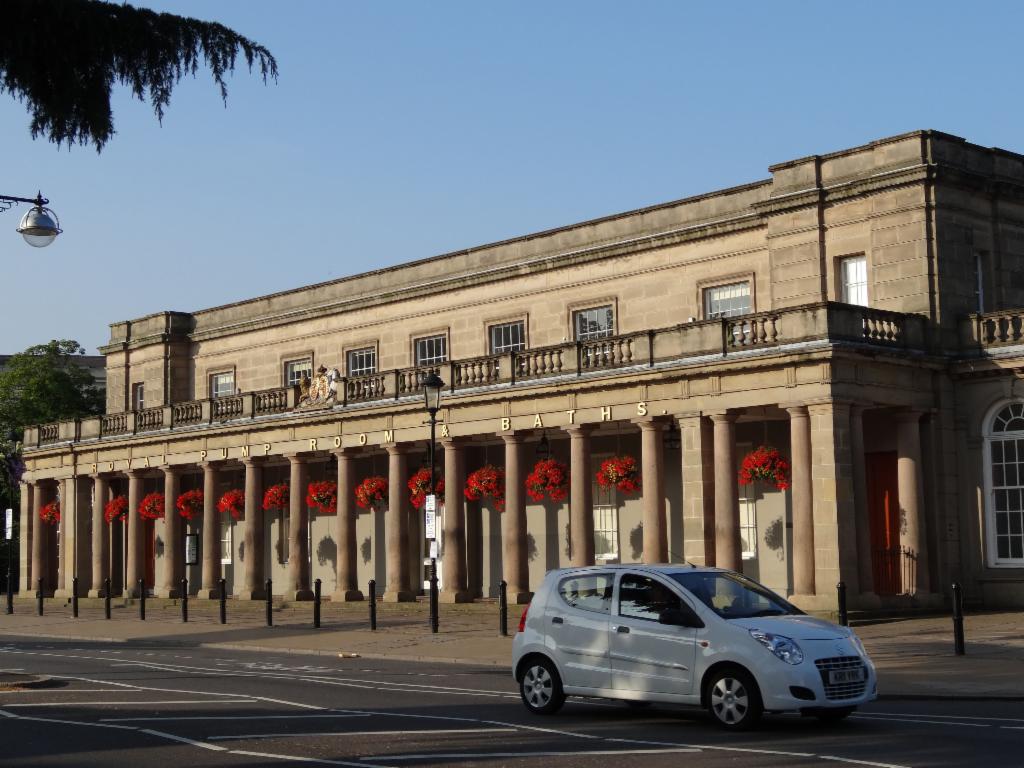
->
xmin=519 ymin=657 xmax=566 ymax=715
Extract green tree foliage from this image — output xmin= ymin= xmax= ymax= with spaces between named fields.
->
xmin=0 ymin=340 xmax=104 ymax=438
xmin=0 ymin=0 xmax=278 ymax=151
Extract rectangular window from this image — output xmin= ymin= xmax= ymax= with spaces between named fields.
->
xmin=573 ymin=306 xmax=614 ymax=341
xmin=220 ymin=522 xmax=232 ymax=565
xmin=739 ymin=487 xmax=757 ymax=560
xmin=347 ymin=347 xmax=377 ymax=377
xmin=704 ymin=282 xmax=751 ymax=319
xmin=991 ymin=438 xmax=1024 ymax=563
xmin=131 ymin=383 xmax=144 ymax=411
xmin=840 ymin=256 xmax=868 ymax=306
xmin=593 ymin=505 xmax=619 ymax=562
xmin=210 ymin=371 xmax=235 ymax=399
xmin=489 ymin=320 xmax=526 ymax=354
xmin=415 ymin=334 xmax=448 ymax=366
xmin=285 ymin=358 xmax=312 ymax=387
xmin=278 ymin=510 xmax=289 ymax=565
xmin=975 ymin=252 xmax=987 ymax=314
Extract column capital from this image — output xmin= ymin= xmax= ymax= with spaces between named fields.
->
xmin=331 ymin=447 xmax=361 ymax=458
xmin=707 ymin=410 xmax=738 ymax=424
xmin=159 ymin=464 xmax=185 ymax=475
xmin=636 ymin=418 xmax=666 ymax=432
xmin=500 ymin=432 xmax=526 ymax=445
xmin=385 ymin=443 xmax=412 ymax=456
xmin=440 ymin=437 xmax=466 ymax=450
xmin=241 ymin=455 xmax=267 ymax=467
xmin=563 ymin=423 xmax=594 ymax=437
xmin=199 ymin=460 xmax=225 ymax=471
xmin=783 ymin=404 xmax=809 ymax=418
xmin=125 ymin=468 xmax=148 ymax=479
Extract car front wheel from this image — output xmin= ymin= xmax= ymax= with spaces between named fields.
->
xmin=707 ymin=668 xmax=763 ymax=730
xmin=519 ymin=657 xmax=565 ymax=715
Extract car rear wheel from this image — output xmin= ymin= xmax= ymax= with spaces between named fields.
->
xmin=707 ymin=668 xmax=763 ymax=730
xmin=519 ymin=657 xmax=565 ymax=715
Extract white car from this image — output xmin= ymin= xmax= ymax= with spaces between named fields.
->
xmin=511 ymin=564 xmax=876 ymax=730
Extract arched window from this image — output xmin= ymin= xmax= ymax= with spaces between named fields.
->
xmin=986 ymin=403 xmax=1024 ymax=566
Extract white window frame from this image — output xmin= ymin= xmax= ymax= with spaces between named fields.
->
xmin=573 ymin=305 xmax=614 ymax=341
xmin=210 ymin=371 xmax=235 ymax=399
xmin=840 ymin=255 xmax=868 ymax=307
xmin=704 ymin=282 xmax=752 ymax=319
xmin=347 ymin=347 xmax=377 ymax=377
xmin=984 ymin=401 xmax=1024 ymax=567
xmin=737 ymin=443 xmax=757 ymax=560
xmin=414 ymin=334 xmax=448 ymax=366
xmin=220 ymin=521 xmax=233 ymax=565
xmin=489 ymin=320 xmax=526 ymax=354
xmin=131 ymin=383 xmax=144 ymax=411
xmin=285 ymin=358 xmax=313 ymax=387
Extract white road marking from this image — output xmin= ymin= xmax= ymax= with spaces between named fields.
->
xmin=366 ymin=747 xmax=702 ymax=761
xmin=138 ymin=728 xmax=227 ymax=751
xmin=866 ymin=710 xmax=1024 ymax=724
xmin=208 ymin=727 xmax=518 ymax=741
xmin=852 ymin=714 xmax=990 ymax=728
xmin=4 ymin=699 xmax=254 ymax=707
xmin=231 ymin=749 xmax=394 ymax=767
xmin=818 ymin=757 xmax=917 ymax=768
xmin=104 ymin=713 xmax=372 ymax=723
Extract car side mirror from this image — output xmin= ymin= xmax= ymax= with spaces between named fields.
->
xmin=658 ymin=606 xmax=704 ymax=628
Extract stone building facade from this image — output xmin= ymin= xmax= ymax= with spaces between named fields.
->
xmin=18 ymin=130 xmax=1024 ymax=611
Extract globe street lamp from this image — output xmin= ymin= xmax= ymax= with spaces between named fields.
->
xmin=1 ymin=192 xmax=61 ymax=247
xmin=422 ymin=371 xmax=445 ymax=634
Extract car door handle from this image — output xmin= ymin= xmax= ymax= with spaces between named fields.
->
xmin=615 ymin=625 xmax=630 ymax=634
xmin=551 ymin=616 xmax=564 ymax=624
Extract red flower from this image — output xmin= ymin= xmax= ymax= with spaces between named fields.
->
xmin=39 ymin=500 xmax=60 ymax=525
xmin=525 ymin=459 xmax=569 ymax=503
xmin=176 ymin=489 xmax=203 ymax=520
xmin=103 ymin=495 xmax=128 ymax=524
xmin=306 ymin=480 xmax=338 ymax=514
xmin=217 ymin=489 xmax=245 ymax=520
xmin=262 ymin=483 xmax=289 ymax=512
xmin=407 ymin=467 xmax=445 ymax=510
xmin=465 ymin=464 xmax=505 ymax=512
xmin=596 ymin=455 xmax=641 ymax=494
xmin=355 ymin=476 xmax=388 ymax=510
xmin=738 ymin=446 xmax=791 ymax=491
xmin=139 ymin=492 xmax=165 ymax=521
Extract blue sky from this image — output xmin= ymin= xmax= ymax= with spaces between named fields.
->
xmin=2 ymin=1 xmax=1021 ymax=353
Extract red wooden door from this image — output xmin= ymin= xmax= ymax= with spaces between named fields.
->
xmin=865 ymin=451 xmax=900 ymax=594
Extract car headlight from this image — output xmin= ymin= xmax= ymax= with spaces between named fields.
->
xmin=850 ymin=632 xmax=868 ymax=658
xmin=749 ymin=629 xmax=804 ymax=665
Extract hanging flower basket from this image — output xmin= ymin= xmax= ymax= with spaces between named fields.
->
xmin=355 ymin=476 xmax=388 ymax=510
xmin=526 ymin=458 xmax=569 ymax=503
xmin=306 ymin=480 xmax=338 ymax=514
xmin=139 ymin=491 xmax=165 ymax=521
xmin=176 ymin=489 xmax=203 ymax=520
xmin=408 ymin=467 xmax=445 ymax=510
xmin=218 ymin=489 xmax=245 ymax=520
xmin=465 ymin=464 xmax=505 ymax=512
xmin=104 ymin=495 xmax=128 ymax=524
xmin=262 ymin=483 xmax=289 ymax=512
xmin=738 ymin=445 xmax=791 ymax=491
xmin=39 ymin=500 xmax=60 ymax=525
xmin=596 ymin=455 xmax=641 ymax=494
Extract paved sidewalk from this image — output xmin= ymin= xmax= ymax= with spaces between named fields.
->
xmin=0 ymin=597 xmax=1021 ymax=699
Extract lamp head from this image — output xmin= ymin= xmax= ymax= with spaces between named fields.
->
xmin=17 ymin=194 xmax=61 ymax=248
xmin=422 ymin=372 xmax=445 ymax=414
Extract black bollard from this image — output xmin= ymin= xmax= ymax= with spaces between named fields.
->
xmin=428 ymin=558 xmax=438 ymax=634
xmin=368 ymin=579 xmax=376 ymax=631
xmin=498 ymin=579 xmax=508 ymax=637
xmin=219 ymin=578 xmax=227 ymax=625
xmin=265 ymin=578 xmax=273 ymax=627
xmin=952 ymin=581 xmax=966 ymax=656
xmin=139 ymin=578 xmax=145 ymax=621
xmin=181 ymin=578 xmax=189 ymax=623
xmin=6 ymin=562 xmax=14 ymax=615
xmin=37 ymin=577 xmax=43 ymax=616
xmin=72 ymin=576 xmax=79 ymax=618
xmin=313 ymin=578 xmax=322 ymax=629
xmin=104 ymin=577 xmax=111 ymax=619
xmin=836 ymin=581 xmax=848 ymax=627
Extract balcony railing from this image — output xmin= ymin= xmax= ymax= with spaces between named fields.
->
xmin=961 ymin=309 xmax=1024 ymax=351
xmin=23 ymin=301 xmax=928 ymax=449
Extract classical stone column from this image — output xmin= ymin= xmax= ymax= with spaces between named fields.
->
xmin=19 ymin=482 xmax=33 ymax=593
xmin=332 ymin=449 xmax=362 ymax=601
xmin=196 ymin=463 xmax=222 ymax=598
xmin=566 ymin=425 xmax=594 ymax=567
xmin=786 ymin=405 xmax=815 ymax=595
xmin=158 ymin=466 xmax=182 ymax=598
xmin=850 ymin=405 xmax=874 ymax=596
xmin=711 ymin=412 xmax=741 ymax=571
xmin=286 ymin=455 xmax=314 ymax=600
xmin=640 ymin=420 xmax=668 ymax=563
xmin=125 ymin=470 xmax=145 ymax=598
xmin=440 ymin=439 xmax=470 ymax=602
xmin=236 ymin=458 xmax=266 ymax=600
xmin=88 ymin=475 xmax=110 ymax=597
xmin=679 ymin=414 xmax=715 ymax=565
xmin=897 ymin=411 xmax=931 ymax=594
xmin=502 ymin=434 xmax=530 ymax=603
xmin=54 ymin=477 xmax=72 ymax=597
xmin=384 ymin=445 xmax=413 ymax=601
xmin=109 ymin=486 xmax=124 ymax=596
xmin=30 ymin=481 xmax=49 ymax=595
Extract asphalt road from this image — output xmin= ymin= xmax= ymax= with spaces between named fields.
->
xmin=0 ymin=637 xmax=1021 ymax=767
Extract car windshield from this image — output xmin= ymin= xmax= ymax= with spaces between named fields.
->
xmin=669 ymin=571 xmax=802 ymax=619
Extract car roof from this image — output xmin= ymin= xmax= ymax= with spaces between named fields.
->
xmin=546 ymin=563 xmax=728 ymax=577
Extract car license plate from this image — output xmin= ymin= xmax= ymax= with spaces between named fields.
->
xmin=828 ymin=668 xmax=865 ymax=685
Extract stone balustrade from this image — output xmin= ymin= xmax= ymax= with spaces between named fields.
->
xmin=961 ymin=310 xmax=1024 ymax=350
xmin=24 ymin=301 xmax=931 ymax=448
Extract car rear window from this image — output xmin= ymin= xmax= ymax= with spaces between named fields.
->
xmin=557 ymin=574 xmax=613 ymax=614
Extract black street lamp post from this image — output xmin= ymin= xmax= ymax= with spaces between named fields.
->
xmin=422 ymin=372 xmax=445 ymax=634
xmin=0 ymin=192 xmax=61 ymax=247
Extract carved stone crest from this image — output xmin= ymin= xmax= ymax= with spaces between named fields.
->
xmin=297 ymin=365 xmax=340 ymax=409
